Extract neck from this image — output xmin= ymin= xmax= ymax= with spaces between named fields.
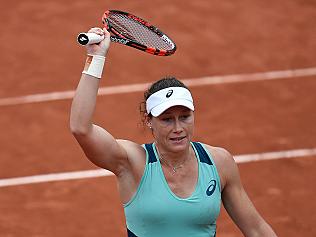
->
xmin=155 ymin=142 xmax=191 ymax=166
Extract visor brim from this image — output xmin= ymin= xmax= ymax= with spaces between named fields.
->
xmin=150 ymin=99 xmax=194 ymax=117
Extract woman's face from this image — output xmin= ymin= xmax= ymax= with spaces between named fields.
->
xmin=149 ymin=106 xmax=194 ymax=153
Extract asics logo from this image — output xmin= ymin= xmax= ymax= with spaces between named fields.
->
xmin=166 ymin=89 xmax=173 ymax=98
xmin=206 ymin=180 xmax=216 ymax=196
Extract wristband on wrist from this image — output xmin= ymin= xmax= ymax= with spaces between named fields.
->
xmin=82 ymin=54 xmax=106 ymax=79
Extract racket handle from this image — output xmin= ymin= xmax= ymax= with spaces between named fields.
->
xmin=77 ymin=32 xmax=105 ymax=45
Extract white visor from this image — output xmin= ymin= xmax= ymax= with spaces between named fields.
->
xmin=146 ymin=87 xmax=194 ymax=117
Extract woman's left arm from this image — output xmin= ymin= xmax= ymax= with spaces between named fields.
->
xmin=215 ymin=148 xmax=278 ymax=237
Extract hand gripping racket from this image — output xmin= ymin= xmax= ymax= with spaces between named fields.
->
xmin=77 ymin=10 xmax=177 ymax=56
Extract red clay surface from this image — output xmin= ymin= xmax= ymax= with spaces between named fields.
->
xmin=0 ymin=0 xmax=316 ymax=236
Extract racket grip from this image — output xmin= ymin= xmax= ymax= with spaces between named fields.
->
xmin=77 ymin=32 xmax=105 ymax=45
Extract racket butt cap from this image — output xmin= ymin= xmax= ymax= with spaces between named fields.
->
xmin=77 ymin=33 xmax=89 ymax=45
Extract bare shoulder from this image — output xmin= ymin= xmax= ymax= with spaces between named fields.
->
xmin=203 ymin=144 xmax=238 ymax=189
xmin=203 ymin=144 xmax=235 ymax=165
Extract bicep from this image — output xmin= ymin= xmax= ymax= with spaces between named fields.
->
xmin=73 ymin=124 xmax=128 ymax=174
xmin=220 ymin=152 xmax=270 ymax=236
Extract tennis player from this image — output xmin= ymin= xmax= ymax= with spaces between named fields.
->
xmin=70 ymin=27 xmax=278 ymax=237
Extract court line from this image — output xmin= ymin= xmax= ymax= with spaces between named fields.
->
xmin=0 ymin=67 xmax=315 ymax=106
xmin=0 ymin=147 xmax=315 ymax=188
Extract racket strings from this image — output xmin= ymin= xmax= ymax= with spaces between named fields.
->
xmin=109 ymin=13 xmax=173 ymax=50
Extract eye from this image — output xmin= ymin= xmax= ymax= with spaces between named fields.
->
xmin=180 ymin=114 xmax=191 ymax=120
xmin=162 ymin=117 xmax=172 ymax=122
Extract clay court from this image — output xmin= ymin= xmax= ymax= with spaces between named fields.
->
xmin=0 ymin=0 xmax=315 ymax=236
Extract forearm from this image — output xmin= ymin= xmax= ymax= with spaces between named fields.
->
xmin=70 ymin=70 xmax=101 ymax=134
xmin=225 ymin=192 xmax=278 ymax=237
xmin=70 ymin=27 xmax=109 ymax=134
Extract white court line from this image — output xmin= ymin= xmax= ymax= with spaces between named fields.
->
xmin=0 ymin=67 xmax=316 ymax=106
xmin=0 ymin=147 xmax=315 ymax=188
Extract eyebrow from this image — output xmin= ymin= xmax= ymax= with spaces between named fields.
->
xmin=163 ymin=109 xmax=191 ymax=115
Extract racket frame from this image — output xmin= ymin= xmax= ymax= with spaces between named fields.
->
xmin=102 ymin=10 xmax=176 ymax=56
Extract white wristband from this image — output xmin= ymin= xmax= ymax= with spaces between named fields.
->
xmin=82 ymin=54 xmax=105 ymax=79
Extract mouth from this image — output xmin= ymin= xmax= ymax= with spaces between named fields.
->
xmin=169 ymin=136 xmax=186 ymax=142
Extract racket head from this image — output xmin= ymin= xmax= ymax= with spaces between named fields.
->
xmin=102 ymin=10 xmax=177 ymax=56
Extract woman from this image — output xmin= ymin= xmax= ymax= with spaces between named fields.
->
xmin=70 ymin=27 xmax=278 ymax=237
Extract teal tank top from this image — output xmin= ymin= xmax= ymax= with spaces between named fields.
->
xmin=124 ymin=142 xmax=221 ymax=237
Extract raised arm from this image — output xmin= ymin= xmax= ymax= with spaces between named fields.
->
xmin=70 ymin=28 xmax=129 ymax=176
xmin=213 ymin=147 xmax=278 ymax=237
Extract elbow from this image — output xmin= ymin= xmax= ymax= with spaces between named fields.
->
xmin=69 ymin=120 xmax=90 ymax=137
xmin=70 ymin=127 xmax=87 ymax=137
xmin=248 ymin=222 xmax=278 ymax=237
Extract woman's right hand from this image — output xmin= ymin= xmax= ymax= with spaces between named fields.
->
xmin=85 ymin=27 xmax=111 ymax=57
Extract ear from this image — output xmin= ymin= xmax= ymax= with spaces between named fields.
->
xmin=144 ymin=114 xmax=152 ymax=129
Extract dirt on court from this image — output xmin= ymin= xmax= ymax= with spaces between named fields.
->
xmin=0 ymin=0 xmax=315 ymax=236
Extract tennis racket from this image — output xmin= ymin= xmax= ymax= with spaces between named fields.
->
xmin=77 ymin=10 xmax=177 ymax=56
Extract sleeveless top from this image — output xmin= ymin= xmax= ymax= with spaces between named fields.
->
xmin=123 ymin=142 xmax=221 ymax=237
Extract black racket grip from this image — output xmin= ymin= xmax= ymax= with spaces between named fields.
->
xmin=77 ymin=33 xmax=105 ymax=45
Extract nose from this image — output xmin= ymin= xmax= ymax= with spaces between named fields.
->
xmin=173 ymin=118 xmax=183 ymax=133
